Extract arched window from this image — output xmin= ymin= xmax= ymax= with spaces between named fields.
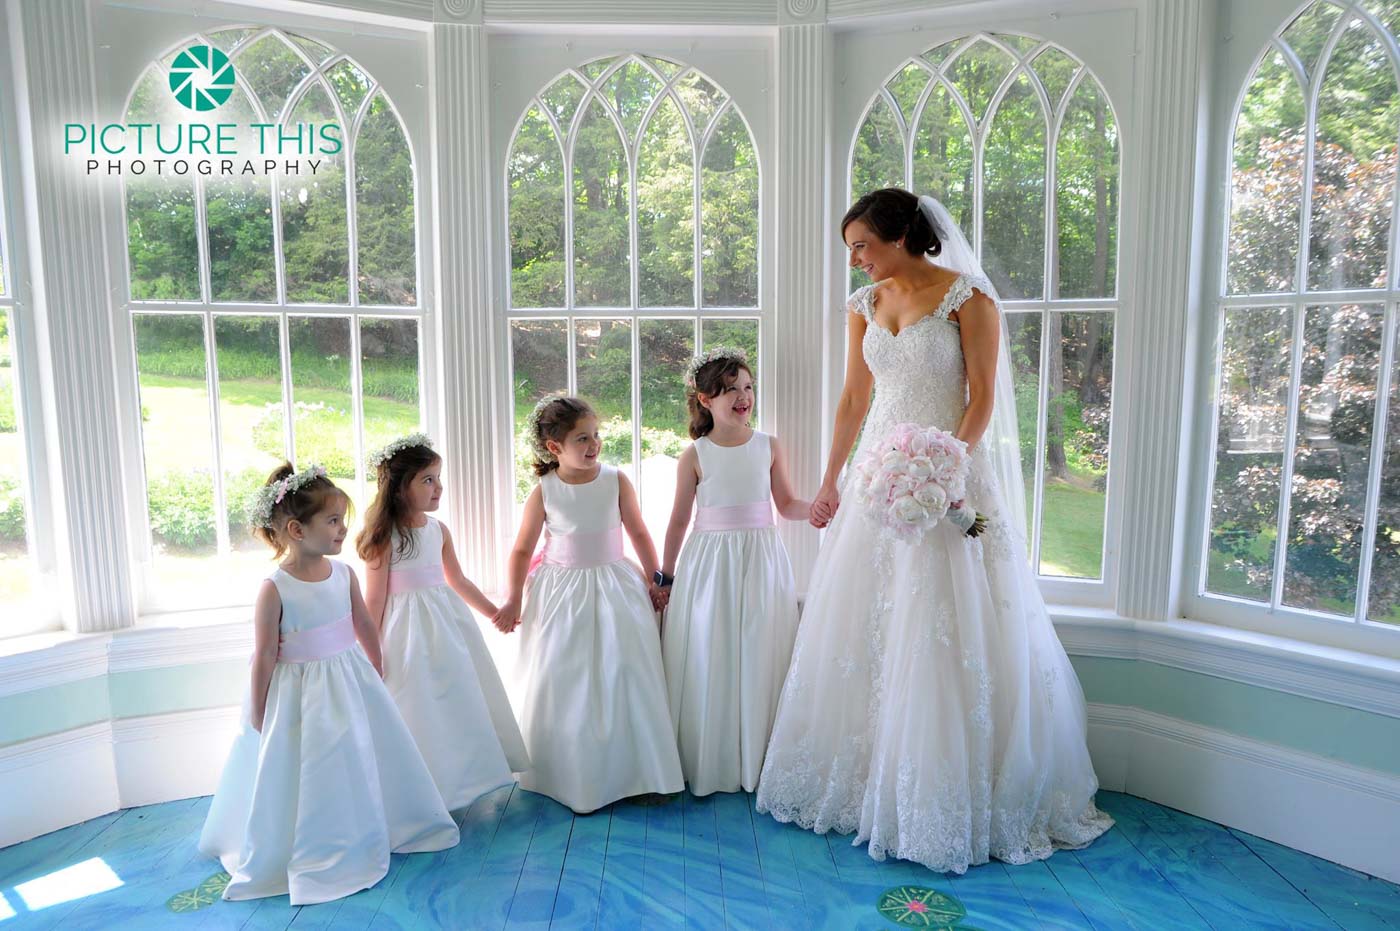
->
xmin=1205 ymin=1 xmax=1399 ymax=628
xmin=849 ymin=34 xmax=1120 ymax=581
xmin=123 ymin=28 xmax=422 ymax=610
xmin=507 ymin=54 xmax=760 ymax=533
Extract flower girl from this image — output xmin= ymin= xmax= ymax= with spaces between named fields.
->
xmin=493 ymin=396 xmax=684 ymax=813
xmin=198 ymin=463 xmax=459 ymax=905
xmin=357 ymin=433 xmax=529 ymax=810
xmin=658 ymin=348 xmax=806 ymax=796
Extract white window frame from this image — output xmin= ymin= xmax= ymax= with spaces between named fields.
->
xmin=1186 ymin=0 xmax=1400 ymax=658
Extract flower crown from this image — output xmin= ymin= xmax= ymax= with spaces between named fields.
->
xmin=685 ymin=346 xmax=749 ymax=388
xmin=367 ymin=432 xmax=434 ymax=471
xmin=526 ymin=393 xmax=571 ymax=450
xmin=248 ymin=464 xmax=328 ymax=529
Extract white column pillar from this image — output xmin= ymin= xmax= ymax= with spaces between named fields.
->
xmin=13 ymin=0 xmax=136 ymax=632
xmin=774 ymin=1 xmax=830 ymax=596
xmin=1115 ymin=0 xmax=1211 ymax=620
xmin=430 ymin=0 xmax=504 ymax=592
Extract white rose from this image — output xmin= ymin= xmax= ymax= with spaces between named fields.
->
xmin=892 ymin=494 xmax=927 ymax=525
xmin=907 ymin=456 xmax=934 ymax=481
xmin=908 ymin=432 xmax=931 ymax=456
xmin=881 ymin=450 xmax=910 ymax=471
xmin=913 ymin=483 xmax=947 ymax=513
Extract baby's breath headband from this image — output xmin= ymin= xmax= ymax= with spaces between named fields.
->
xmin=527 ymin=394 xmax=570 ymax=460
xmin=685 ymin=346 xmax=749 ymax=388
xmin=248 ymin=464 xmax=328 ymax=529
xmin=367 ymin=432 xmax=433 ymax=471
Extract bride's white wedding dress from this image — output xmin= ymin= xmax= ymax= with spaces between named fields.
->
xmin=755 ymin=273 xmax=1113 ymax=874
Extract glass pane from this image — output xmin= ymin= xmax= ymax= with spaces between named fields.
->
xmin=0 ymin=308 xmax=31 ymax=606
xmin=1038 ymin=311 xmax=1112 ymax=579
xmin=601 ymin=59 xmax=662 ymax=143
xmin=327 ymin=59 xmax=371 ymax=119
xmin=1228 ymin=49 xmax=1306 ymax=294
xmin=575 ymin=319 xmax=634 ymax=477
xmin=701 ymin=318 xmax=759 ymax=391
xmin=360 ymin=317 xmax=421 ymax=486
xmin=1282 ymin=304 xmax=1382 ymax=615
xmin=207 ymin=85 xmax=276 ymax=303
xmin=288 ymin=316 xmax=354 ymax=485
xmin=208 ymin=27 xmax=258 ymax=56
xmin=581 ymin=58 xmax=615 ymax=83
xmin=646 ymin=56 xmax=683 ymax=81
xmin=998 ymin=34 xmax=1040 ymax=58
xmin=702 ymin=108 xmax=759 ymax=308
xmin=1031 ymin=47 xmax=1079 ymax=115
xmin=214 ymin=316 xmax=285 ymax=548
xmin=355 ymin=94 xmax=417 ymax=306
xmin=922 ymin=40 xmax=960 ymax=73
xmin=637 ymin=96 xmax=694 ymax=307
xmin=1005 ymin=311 xmax=1041 ymax=544
xmin=1056 ymin=78 xmax=1119 ymax=299
xmin=125 ymin=68 xmax=199 ymax=301
xmin=1207 ymin=307 xmax=1293 ymax=601
xmin=1368 ymin=318 xmax=1400 ymax=624
xmin=1362 ymin=0 xmax=1400 ymax=43
xmin=572 ymin=100 xmax=630 ymax=307
xmin=639 ymin=319 xmax=694 ymax=539
xmin=675 ymin=71 xmax=726 ymax=138
xmin=281 ymin=83 xmax=349 ymax=303
xmin=235 ymin=33 xmax=312 ymax=122
xmin=948 ymin=38 xmax=1015 ymax=125
xmin=541 ymin=74 xmax=587 ymax=135
xmin=134 ymin=314 xmax=219 ymax=593
xmin=850 ymin=94 xmax=905 ymax=203
xmin=1307 ymin=19 xmax=1396 ymax=291
xmin=983 ymin=73 xmax=1046 ymax=300
xmin=1282 ymin=1 xmax=1346 ymax=81
xmin=289 ymin=34 xmax=334 ymax=68
xmin=511 ymin=319 xmax=569 ymax=502
xmin=912 ymin=82 xmax=975 ymax=239
xmin=886 ymin=61 xmax=931 ymax=125
xmin=509 ymin=106 xmax=566 ymax=308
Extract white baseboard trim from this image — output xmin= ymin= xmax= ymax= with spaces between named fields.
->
xmin=0 ymin=723 xmax=119 ymax=848
xmin=1087 ymin=702 xmax=1400 ymax=884
xmin=111 ymin=706 xmax=241 ymax=808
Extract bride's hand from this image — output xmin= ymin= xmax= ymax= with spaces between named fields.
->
xmin=811 ymin=484 xmax=840 ymax=528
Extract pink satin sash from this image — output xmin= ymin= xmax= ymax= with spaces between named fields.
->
xmin=541 ymin=526 xmax=625 ymax=569
xmin=278 ymin=613 xmax=356 ymax=663
xmin=693 ymin=500 xmax=775 ymax=532
xmin=387 ymin=563 xmax=446 ymax=594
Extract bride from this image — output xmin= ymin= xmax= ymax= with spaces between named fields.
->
xmin=754 ymin=188 xmax=1113 ymax=873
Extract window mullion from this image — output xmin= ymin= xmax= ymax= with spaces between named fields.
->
xmin=1271 ymin=300 xmax=1308 ymax=609
xmin=1355 ymin=302 xmax=1396 ymax=624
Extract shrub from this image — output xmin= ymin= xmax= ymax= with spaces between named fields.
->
xmin=0 ymin=475 xmax=26 ymax=544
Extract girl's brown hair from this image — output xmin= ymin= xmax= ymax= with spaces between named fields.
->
xmin=530 ymin=396 xmax=595 ymax=476
xmin=355 ymin=443 xmax=442 ymax=563
xmin=687 ymin=356 xmax=754 ymax=439
xmin=253 ymin=462 xmax=351 ymax=560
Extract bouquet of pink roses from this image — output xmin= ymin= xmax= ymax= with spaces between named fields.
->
xmin=851 ymin=422 xmax=987 ymax=542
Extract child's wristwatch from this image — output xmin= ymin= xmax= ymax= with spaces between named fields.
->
xmin=653 ymin=570 xmax=674 ymax=588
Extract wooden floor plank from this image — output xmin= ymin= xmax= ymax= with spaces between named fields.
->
xmin=642 ymin=795 xmax=686 ymax=928
xmin=546 ymin=808 xmax=610 ymax=930
xmin=503 ymin=794 xmax=575 ymax=930
xmin=680 ymin=792 xmax=726 ymax=930
xmin=1004 ymin=859 xmax=1095 ymax=930
xmin=1230 ymin=828 xmax=1400 ymax=931
xmin=712 ymin=791 xmax=772 ymax=931
xmin=594 ymin=799 xmax=648 ymax=930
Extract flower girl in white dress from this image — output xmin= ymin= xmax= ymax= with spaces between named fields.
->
xmin=358 ymin=434 xmax=529 ymax=811
xmin=199 ymin=463 xmax=459 ymax=905
xmin=658 ymin=348 xmax=807 ymax=796
xmin=493 ymin=396 xmax=684 ymax=813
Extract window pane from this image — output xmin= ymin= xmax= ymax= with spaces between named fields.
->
xmin=0 ymin=308 xmax=31 ymax=606
xmin=639 ymin=319 xmax=694 ymax=539
xmin=1282 ymin=304 xmax=1382 ymax=615
xmin=948 ymin=38 xmax=1015 ymax=125
xmin=911 ymin=82 xmax=974 ymax=237
xmin=214 ymin=316 xmax=286 ymax=549
xmin=207 ymin=85 xmax=276 ymax=303
xmin=134 ymin=314 xmax=219 ymax=598
xmin=983 ymin=73 xmax=1046 ymax=300
xmin=236 ymin=33 xmax=312 ymax=123
xmin=602 ymin=59 xmax=662 ymax=144
xmin=509 ymin=106 xmax=566 ymax=308
xmin=1282 ymin=1 xmax=1346 ymax=81
xmin=360 ymin=317 xmax=421 ymax=464
xmin=356 ymin=95 xmax=416 ymax=306
xmin=1368 ymin=317 xmax=1400 ymax=625
xmin=850 ymin=94 xmax=904 ymax=293
xmin=575 ymin=319 xmax=633 ymax=477
xmin=887 ymin=62 xmax=931 ymax=126
xmin=541 ymin=73 xmax=587 ymax=137
xmin=1005 ymin=311 xmax=1041 ymax=545
xmin=1227 ymin=50 xmax=1306 ymax=295
xmin=637 ymin=96 xmax=694 ymax=307
xmin=572 ymin=100 xmax=630 ymax=307
xmin=1031 ymin=47 xmax=1079 ymax=113
xmin=1207 ymin=307 xmax=1293 ymax=601
xmin=511 ymin=319 xmax=569 ymax=502
xmin=701 ymin=318 xmax=759 ymax=390
xmin=288 ymin=316 xmax=354 ymax=485
xmin=1056 ymin=78 xmax=1119 ymax=299
xmin=675 ymin=71 xmax=726 ymax=139
xmin=124 ymin=67 xmax=200 ymax=302
xmin=327 ymin=59 xmax=371 ymax=118
xmin=1307 ymin=19 xmax=1396 ymax=292
xmin=701 ymin=107 xmax=759 ymax=308
xmin=282 ymin=83 xmax=349 ymax=303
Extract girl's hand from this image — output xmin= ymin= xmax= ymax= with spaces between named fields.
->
xmin=251 ymin=706 xmax=265 ymax=734
xmin=492 ymin=599 xmax=522 ymax=633
xmin=811 ymin=483 xmax=840 ymax=528
xmin=649 ymin=582 xmax=670 ymax=612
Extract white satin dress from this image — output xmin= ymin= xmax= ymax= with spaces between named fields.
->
xmin=661 ymin=431 xmax=799 ymax=796
xmin=517 ymin=464 xmax=684 ymax=813
xmin=381 ymin=516 xmax=527 ymax=810
xmin=198 ymin=559 xmax=460 ymax=904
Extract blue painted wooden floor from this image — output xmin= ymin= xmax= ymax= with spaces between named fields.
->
xmin=1 ymin=789 xmax=1397 ymax=930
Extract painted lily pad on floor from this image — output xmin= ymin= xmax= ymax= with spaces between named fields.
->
xmin=876 ymin=885 xmax=966 ymax=927
xmin=166 ymin=871 xmax=229 ymax=912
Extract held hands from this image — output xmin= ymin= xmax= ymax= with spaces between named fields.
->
xmin=648 ymin=582 xmax=670 ymax=613
xmin=810 ymin=484 xmax=840 ymax=528
xmin=491 ymin=599 xmax=523 ymax=634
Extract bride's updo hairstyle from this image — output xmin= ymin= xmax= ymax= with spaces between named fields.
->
xmin=841 ymin=187 xmax=943 ymax=258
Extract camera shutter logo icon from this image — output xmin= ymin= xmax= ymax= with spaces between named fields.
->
xmin=169 ymin=45 xmax=235 ymax=111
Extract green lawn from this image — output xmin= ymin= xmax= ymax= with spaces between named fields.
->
xmin=1037 ymin=476 xmax=1106 ymax=579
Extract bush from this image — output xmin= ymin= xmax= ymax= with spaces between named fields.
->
xmin=251 ymin=401 xmax=355 ymax=479
xmin=146 ymin=470 xmax=217 ymax=550
xmin=0 ymin=475 xmax=26 ymax=544
xmin=0 ymin=379 xmax=16 ymax=433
